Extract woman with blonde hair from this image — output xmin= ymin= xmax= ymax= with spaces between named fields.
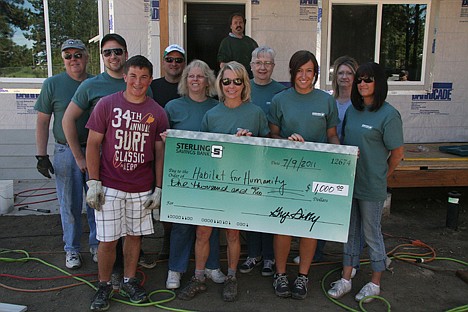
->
xmin=164 ymin=59 xmax=226 ymax=290
xmin=178 ymin=61 xmax=269 ymax=302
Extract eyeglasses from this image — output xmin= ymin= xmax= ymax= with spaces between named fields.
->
xmin=356 ymin=77 xmax=375 ymax=84
xmin=251 ymin=61 xmax=274 ymax=68
xmin=63 ymin=52 xmax=83 ymax=60
xmin=102 ymin=48 xmax=125 ymax=57
xmin=165 ymin=57 xmax=184 ymax=64
xmin=188 ymin=74 xmax=206 ymax=80
xmin=221 ymin=78 xmax=243 ymax=86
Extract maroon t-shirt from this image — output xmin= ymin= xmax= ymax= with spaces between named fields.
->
xmin=86 ymin=91 xmax=168 ymax=192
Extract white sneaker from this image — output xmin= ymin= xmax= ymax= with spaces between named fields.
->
xmin=90 ymin=246 xmax=98 ymax=263
xmin=328 ymin=278 xmax=352 ymax=299
xmin=205 ymin=268 xmax=226 ymax=284
xmin=166 ymin=270 xmax=181 ymax=289
xmin=66 ymin=251 xmax=82 ymax=269
xmin=355 ymin=282 xmax=380 ymax=303
xmin=293 ymin=255 xmax=300 ymax=264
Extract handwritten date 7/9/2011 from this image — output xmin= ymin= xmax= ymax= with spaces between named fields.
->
xmin=281 ymin=157 xmax=316 ymax=171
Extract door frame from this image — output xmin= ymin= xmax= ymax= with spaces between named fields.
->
xmin=177 ymin=0 xmax=253 ymax=47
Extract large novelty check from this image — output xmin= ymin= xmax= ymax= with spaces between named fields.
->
xmin=160 ymin=130 xmax=358 ymax=242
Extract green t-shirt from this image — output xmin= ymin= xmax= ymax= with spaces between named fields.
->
xmin=343 ymin=102 xmax=404 ymax=201
xmin=72 ymin=72 xmax=127 ymax=111
xmin=201 ymin=102 xmax=269 ymax=137
xmin=250 ymin=79 xmax=286 ymax=114
xmin=165 ymin=96 xmax=218 ymax=131
xmin=34 ymin=72 xmax=93 ymax=143
xmin=268 ymin=87 xmax=339 ymax=143
xmin=217 ymin=34 xmax=258 ymax=78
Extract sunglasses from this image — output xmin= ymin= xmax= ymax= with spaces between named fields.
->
xmin=356 ymin=77 xmax=375 ymax=84
xmin=63 ymin=52 xmax=83 ymax=60
xmin=102 ymin=48 xmax=125 ymax=57
xmin=221 ymin=78 xmax=243 ymax=86
xmin=165 ymin=57 xmax=184 ymax=64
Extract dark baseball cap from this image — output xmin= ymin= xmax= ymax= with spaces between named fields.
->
xmin=61 ymin=39 xmax=86 ymax=51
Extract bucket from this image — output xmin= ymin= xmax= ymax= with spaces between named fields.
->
xmin=0 ymin=180 xmax=14 ymax=215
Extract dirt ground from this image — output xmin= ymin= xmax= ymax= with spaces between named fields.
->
xmin=1 ymin=184 xmax=467 ymax=312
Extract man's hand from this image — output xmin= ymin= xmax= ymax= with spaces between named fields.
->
xmin=143 ymin=187 xmax=162 ymax=210
xmin=86 ymin=180 xmax=105 ymax=211
xmin=36 ymin=155 xmax=54 ymax=178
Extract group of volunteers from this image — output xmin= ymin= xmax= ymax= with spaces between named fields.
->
xmin=34 ymin=11 xmax=404 ymax=312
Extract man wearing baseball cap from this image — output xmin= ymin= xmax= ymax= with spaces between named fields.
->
xmin=150 ymin=44 xmax=186 ymax=108
xmin=35 ymin=38 xmax=98 ymax=270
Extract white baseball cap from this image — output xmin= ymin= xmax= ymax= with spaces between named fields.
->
xmin=164 ymin=44 xmax=185 ymax=58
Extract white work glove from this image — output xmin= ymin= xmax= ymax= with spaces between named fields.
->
xmin=143 ymin=187 xmax=162 ymax=210
xmin=86 ymin=180 xmax=105 ymax=211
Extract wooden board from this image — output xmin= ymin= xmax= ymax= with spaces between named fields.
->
xmin=387 ymin=143 xmax=468 ymax=188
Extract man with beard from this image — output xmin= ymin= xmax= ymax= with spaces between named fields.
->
xmin=217 ymin=12 xmax=258 ymax=79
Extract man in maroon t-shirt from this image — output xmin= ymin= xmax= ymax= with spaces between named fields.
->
xmin=85 ymin=55 xmax=168 ymax=311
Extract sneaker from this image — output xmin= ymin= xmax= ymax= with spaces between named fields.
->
xmin=328 ymin=278 xmax=352 ymax=299
xmin=341 ymin=267 xmax=357 ymax=279
xmin=111 ymin=271 xmax=122 ymax=290
xmin=222 ymin=275 xmax=238 ymax=302
xmin=205 ymin=268 xmax=226 ymax=284
xmin=166 ymin=270 xmax=181 ymax=289
xmin=178 ymin=276 xmax=207 ymax=300
xmin=66 ymin=251 xmax=82 ymax=269
xmin=355 ymin=282 xmax=380 ymax=303
xmin=273 ymin=274 xmax=291 ymax=298
xmin=293 ymin=255 xmax=300 ymax=264
xmin=90 ymin=282 xmax=113 ymax=311
xmin=291 ymin=275 xmax=308 ymax=300
xmin=239 ymin=256 xmax=262 ymax=273
xmin=138 ymin=254 xmax=157 ymax=269
xmin=261 ymin=260 xmax=275 ymax=277
xmin=90 ymin=247 xmax=98 ymax=263
xmin=120 ymin=278 xmax=147 ymax=303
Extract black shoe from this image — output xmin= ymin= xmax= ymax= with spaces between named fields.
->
xmin=273 ymin=274 xmax=291 ymax=298
xmin=90 ymin=282 xmax=113 ymax=311
xmin=291 ymin=275 xmax=308 ymax=300
xmin=178 ymin=276 xmax=207 ymax=300
xmin=120 ymin=278 xmax=147 ymax=303
xmin=239 ymin=256 xmax=262 ymax=273
xmin=222 ymin=275 xmax=238 ymax=302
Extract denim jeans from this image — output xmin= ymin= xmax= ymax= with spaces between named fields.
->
xmin=246 ymin=231 xmax=274 ymax=260
xmin=53 ymin=143 xmax=98 ymax=252
xmin=343 ymin=198 xmax=386 ymax=272
xmin=168 ymin=223 xmax=221 ymax=273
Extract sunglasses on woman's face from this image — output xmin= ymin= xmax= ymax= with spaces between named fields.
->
xmin=356 ymin=77 xmax=375 ymax=84
xmin=221 ymin=78 xmax=243 ymax=86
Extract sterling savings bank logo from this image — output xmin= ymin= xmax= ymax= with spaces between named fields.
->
xmin=175 ymin=142 xmax=223 ymax=158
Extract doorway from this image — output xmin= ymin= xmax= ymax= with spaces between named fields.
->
xmin=185 ymin=3 xmax=244 ymax=75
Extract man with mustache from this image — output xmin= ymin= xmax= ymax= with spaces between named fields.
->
xmin=217 ymin=12 xmax=258 ymax=79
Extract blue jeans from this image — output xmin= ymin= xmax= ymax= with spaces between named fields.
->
xmin=53 ymin=143 xmax=98 ymax=252
xmin=168 ymin=223 xmax=221 ymax=273
xmin=343 ymin=198 xmax=387 ymax=272
xmin=246 ymin=231 xmax=274 ymax=260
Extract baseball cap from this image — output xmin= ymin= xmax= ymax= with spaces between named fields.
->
xmin=164 ymin=44 xmax=185 ymax=58
xmin=61 ymin=39 xmax=86 ymax=51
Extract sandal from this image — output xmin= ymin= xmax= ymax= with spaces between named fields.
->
xmin=178 ymin=276 xmax=207 ymax=300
